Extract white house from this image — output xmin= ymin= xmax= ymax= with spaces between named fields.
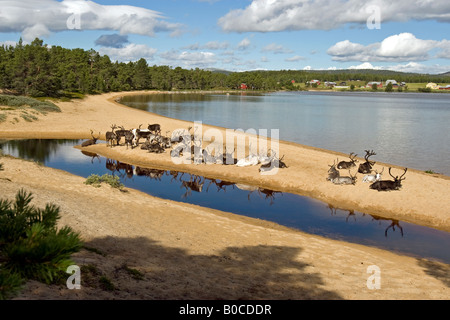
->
xmin=385 ymin=80 xmax=398 ymax=87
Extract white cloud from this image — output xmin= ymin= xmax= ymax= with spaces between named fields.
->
xmin=285 ymin=55 xmax=306 ymax=62
xmin=0 ymin=0 xmax=183 ymax=42
xmin=328 ymin=33 xmax=449 ymax=62
xmin=237 ymin=37 xmax=251 ymax=50
xmin=218 ymin=0 xmax=450 ymax=32
xmin=261 ymin=43 xmax=293 ymax=54
xmin=159 ymin=50 xmax=217 ymax=68
xmin=98 ymin=43 xmax=157 ymax=62
xmin=303 ymin=66 xmax=312 ymax=70
xmin=385 ymin=62 xmax=450 ymax=74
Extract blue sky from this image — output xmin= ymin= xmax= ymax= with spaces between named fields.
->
xmin=1 ymin=0 xmax=450 ymax=74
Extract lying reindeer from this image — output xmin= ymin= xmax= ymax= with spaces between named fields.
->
xmin=370 ymin=167 xmax=407 ymax=191
xmin=337 ymin=152 xmax=358 ymax=169
xmin=362 ymin=167 xmax=384 ymax=183
xmin=358 ymin=150 xmax=377 ymax=174
xmin=81 ymin=130 xmax=100 ymax=147
xmin=332 ymin=170 xmax=357 ymax=185
xmin=326 ymin=159 xmax=340 ymax=182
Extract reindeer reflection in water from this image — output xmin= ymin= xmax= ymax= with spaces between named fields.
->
xmin=81 ymin=150 xmax=101 ymax=164
xmin=180 ymin=175 xmax=205 ymax=199
xmin=106 ymin=159 xmax=133 ymax=179
xmin=327 ymin=204 xmax=404 ymax=237
xmin=371 ymin=215 xmax=404 ymax=237
xmin=103 ymin=158 xmax=283 ymax=203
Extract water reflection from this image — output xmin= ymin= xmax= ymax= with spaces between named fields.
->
xmin=1 ymin=139 xmax=449 ymax=263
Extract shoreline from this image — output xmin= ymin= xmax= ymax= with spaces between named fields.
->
xmin=1 ymin=90 xmax=449 ymax=232
xmin=1 ymin=90 xmax=449 ymax=300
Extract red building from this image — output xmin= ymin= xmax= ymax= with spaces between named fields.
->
xmin=240 ymin=83 xmax=247 ymax=90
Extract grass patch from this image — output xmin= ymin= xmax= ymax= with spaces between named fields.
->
xmin=0 ymin=94 xmax=61 ymax=113
xmin=84 ymin=174 xmax=125 ymax=190
xmin=83 ymin=245 xmax=107 ymax=257
xmin=99 ymin=276 xmax=116 ymax=291
xmin=425 ymin=169 xmax=436 ymax=174
xmin=120 ymin=264 xmax=145 ymax=281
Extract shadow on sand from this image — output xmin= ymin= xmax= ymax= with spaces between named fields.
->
xmin=64 ymin=236 xmax=343 ymax=300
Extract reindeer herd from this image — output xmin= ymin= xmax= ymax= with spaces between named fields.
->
xmin=327 ymin=150 xmax=408 ymax=192
xmin=82 ymin=123 xmax=288 ymax=173
xmin=82 ymin=128 xmax=407 ymax=192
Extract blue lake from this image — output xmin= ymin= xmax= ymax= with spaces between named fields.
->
xmin=1 ymin=139 xmax=449 ymax=264
xmin=120 ymin=91 xmax=450 ymax=176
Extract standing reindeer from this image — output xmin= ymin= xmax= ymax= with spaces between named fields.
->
xmin=358 ymin=150 xmax=377 ymax=174
xmin=81 ymin=130 xmax=100 ymax=147
xmin=114 ymin=126 xmax=129 ymax=146
xmin=337 ymin=152 xmax=358 ymax=169
xmin=370 ymin=167 xmax=407 ymax=191
xmin=106 ymin=124 xmax=117 ymax=148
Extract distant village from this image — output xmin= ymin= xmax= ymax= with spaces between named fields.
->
xmin=304 ymin=79 xmax=450 ymax=91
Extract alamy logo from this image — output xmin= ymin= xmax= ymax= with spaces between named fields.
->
xmin=66 ymin=12 xmax=81 ymax=30
xmin=366 ymin=5 xmax=381 ymax=30
xmin=169 ymin=121 xmax=281 ymax=175
xmin=366 ymin=265 xmax=381 ymax=290
xmin=66 ymin=265 xmax=81 ymax=290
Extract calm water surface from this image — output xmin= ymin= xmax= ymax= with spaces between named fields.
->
xmin=121 ymin=91 xmax=450 ymax=176
xmin=1 ymin=139 xmax=449 ymax=264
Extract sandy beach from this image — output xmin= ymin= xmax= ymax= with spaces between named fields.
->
xmin=0 ymin=91 xmax=449 ymax=300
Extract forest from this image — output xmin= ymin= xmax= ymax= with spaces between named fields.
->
xmin=1 ymin=38 xmax=450 ymax=97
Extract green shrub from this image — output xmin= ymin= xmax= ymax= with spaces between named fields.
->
xmin=0 ymin=189 xmax=83 ymax=299
xmin=85 ymin=174 xmax=124 ymax=190
xmin=0 ymin=270 xmax=24 ymax=300
xmin=3 ymin=224 xmax=83 ymax=284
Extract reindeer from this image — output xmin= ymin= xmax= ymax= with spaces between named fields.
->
xmin=147 ymin=142 xmax=165 ymax=154
xmin=259 ymin=154 xmax=288 ymax=172
xmin=81 ymin=130 xmax=100 ymax=147
xmin=133 ymin=124 xmax=154 ymax=146
xmin=123 ymin=129 xmax=136 ymax=149
xmin=106 ymin=124 xmax=117 ymax=148
xmin=114 ymin=126 xmax=129 ymax=146
xmin=326 ymin=159 xmax=340 ymax=181
xmin=337 ymin=152 xmax=358 ymax=169
xmin=362 ymin=167 xmax=384 ymax=183
xmin=370 ymin=167 xmax=407 ymax=191
xmin=358 ymin=150 xmax=377 ymax=174
xmin=223 ymin=147 xmax=237 ymax=165
xmin=332 ymin=170 xmax=357 ymax=185
xmin=148 ymin=123 xmax=161 ymax=135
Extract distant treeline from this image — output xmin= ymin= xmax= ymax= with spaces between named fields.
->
xmin=1 ymin=38 xmax=449 ymax=97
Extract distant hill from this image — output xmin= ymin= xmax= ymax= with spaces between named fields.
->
xmin=204 ymin=68 xmax=233 ymax=75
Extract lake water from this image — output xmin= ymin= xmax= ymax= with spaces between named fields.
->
xmin=120 ymin=91 xmax=450 ymax=176
xmin=1 ymin=139 xmax=449 ymax=264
